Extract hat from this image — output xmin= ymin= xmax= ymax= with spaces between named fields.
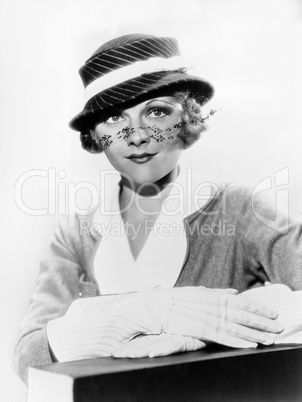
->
xmin=69 ymin=33 xmax=214 ymax=131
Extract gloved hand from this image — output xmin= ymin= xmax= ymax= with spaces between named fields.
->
xmin=112 ymin=288 xmax=242 ymax=359
xmin=113 ymin=333 xmax=206 ymax=358
xmin=46 ymin=291 xmax=163 ymax=362
xmin=155 ymin=287 xmax=284 ymax=348
xmin=47 ymin=286 xmax=284 ymax=363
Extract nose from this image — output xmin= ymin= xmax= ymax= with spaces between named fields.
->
xmin=126 ymin=124 xmax=150 ymax=147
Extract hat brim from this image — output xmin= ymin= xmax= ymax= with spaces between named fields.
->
xmin=69 ymin=71 xmax=214 ymax=131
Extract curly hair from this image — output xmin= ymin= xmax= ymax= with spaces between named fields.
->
xmin=80 ymin=90 xmax=208 ymax=153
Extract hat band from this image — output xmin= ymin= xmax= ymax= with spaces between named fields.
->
xmin=84 ymin=56 xmax=190 ymax=102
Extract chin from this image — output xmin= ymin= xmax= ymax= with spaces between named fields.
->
xmin=122 ymin=166 xmax=170 ymax=186
xmin=128 ymin=172 xmax=164 ymax=186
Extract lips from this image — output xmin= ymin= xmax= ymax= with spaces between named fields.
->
xmin=126 ymin=152 xmax=157 ymax=164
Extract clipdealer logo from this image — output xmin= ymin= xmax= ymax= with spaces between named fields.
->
xmin=14 ymin=168 xmax=225 ymax=225
xmin=14 ymin=167 xmax=289 ymax=233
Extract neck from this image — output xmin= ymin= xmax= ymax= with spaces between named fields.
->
xmin=119 ymin=166 xmax=179 ymax=214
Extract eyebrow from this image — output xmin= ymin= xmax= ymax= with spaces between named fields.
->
xmin=145 ymin=99 xmax=176 ymax=107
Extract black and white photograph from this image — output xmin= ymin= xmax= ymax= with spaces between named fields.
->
xmin=1 ymin=0 xmax=302 ymax=401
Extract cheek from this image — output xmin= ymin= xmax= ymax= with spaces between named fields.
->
xmin=146 ymin=121 xmax=184 ymax=144
xmin=103 ymin=146 xmax=123 ymax=169
xmin=160 ymin=144 xmax=183 ymax=167
xmin=96 ymin=126 xmax=135 ymax=150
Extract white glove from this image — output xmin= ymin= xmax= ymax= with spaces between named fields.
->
xmin=47 ymin=286 xmax=284 ymax=363
xmin=158 ymin=287 xmax=284 ymax=348
xmin=46 ymin=291 xmax=163 ymax=362
xmin=113 ymin=333 xmax=206 ymax=358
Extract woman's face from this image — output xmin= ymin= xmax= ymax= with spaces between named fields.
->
xmin=94 ymin=96 xmax=185 ymax=185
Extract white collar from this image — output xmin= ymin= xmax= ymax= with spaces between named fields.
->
xmin=92 ymin=166 xmax=214 ymax=295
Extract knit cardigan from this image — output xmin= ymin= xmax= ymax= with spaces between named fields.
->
xmin=14 ymin=186 xmax=302 ymax=383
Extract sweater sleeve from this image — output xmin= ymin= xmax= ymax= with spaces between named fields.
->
xmin=14 ymin=214 xmax=96 ymax=384
xmin=232 ymin=187 xmax=302 ymax=290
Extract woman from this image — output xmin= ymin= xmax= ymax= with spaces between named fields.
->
xmin=15 ymin=33 xmax=301 ymax=384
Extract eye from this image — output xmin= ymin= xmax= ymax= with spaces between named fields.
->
xmin=146 ymin=107 xmax=169 ymax=119
xmin=104 ymin=114 xmax=125 ymax=124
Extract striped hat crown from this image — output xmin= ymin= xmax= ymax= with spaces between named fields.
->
xmin=69 ymin=33 xmax=214 ymax=131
